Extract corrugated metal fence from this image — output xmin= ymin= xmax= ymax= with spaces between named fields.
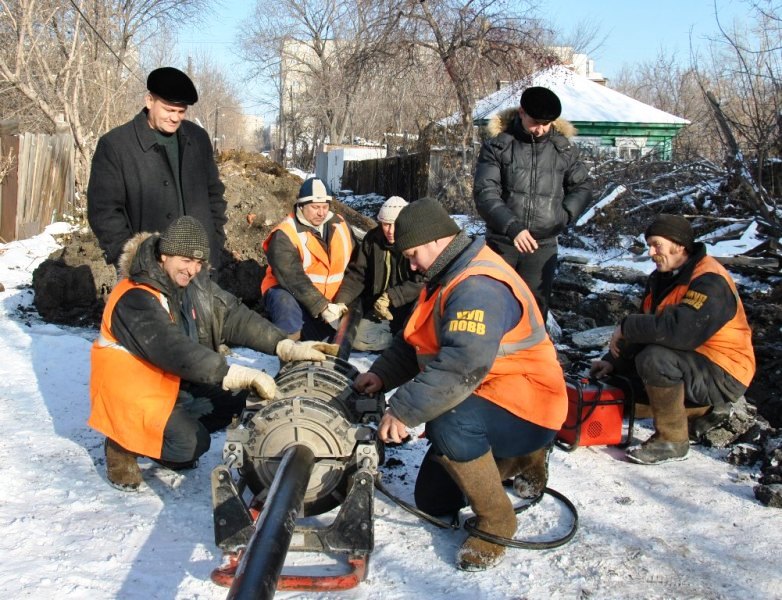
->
xmin=0 ymin=119 xmax=75 ymax=242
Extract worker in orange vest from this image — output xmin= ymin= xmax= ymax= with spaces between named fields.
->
xmin=89 ymin=216 xmax=336 ymax=491
xmin=261 ymin=177 xmax=356 ymax=341
xmin=591 ymin=214 xmax=755 ymax=464
xmin=354 ymin=198 xmax=567 ymax=571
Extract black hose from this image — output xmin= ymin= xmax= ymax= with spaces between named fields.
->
xmin=375 ymin=479 xmax=578 ymax=550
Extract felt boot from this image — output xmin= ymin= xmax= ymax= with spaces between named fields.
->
xmin=105 ymin=437 xmax=142 ymax=491
xmin=626 ymin=384 xmax=689 ymax=465
xmin=440 ymin=451 xmax=517 ymax=571
xmin=495 ymin=446 xmax=550 ymax=499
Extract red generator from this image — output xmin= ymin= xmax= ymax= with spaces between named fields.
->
xmin=556 ymin=375 xmax=637 ymax=452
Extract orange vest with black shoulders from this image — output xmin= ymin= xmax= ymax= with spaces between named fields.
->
xmin=88 ymin=278 xmax=180 ymax=458
xmin=261 ymin=213 xmax=353 ymax=300
xmin=641 ymin=255 xmax=755 ymax=387
xmin=403 ymin=245 xmax=567 ymax=430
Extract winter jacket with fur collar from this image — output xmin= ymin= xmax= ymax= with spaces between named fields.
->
xmin=473 ymin=107 xmax=592 ymax=244
xmin=109 ymin=233 xmax=286 ymax=386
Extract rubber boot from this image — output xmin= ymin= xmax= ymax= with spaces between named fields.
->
xmin=626 ymin=384 xmax=689 ymax=465
xmin=105 ymin=437 xmax=143 ymax=491
xmin=689 ymin=402 xmax=732 ymax=442
xmin=495 ymin=446 xmax=550 ymax=500
xmin=440 ymin=451 xmax=517 ymax=571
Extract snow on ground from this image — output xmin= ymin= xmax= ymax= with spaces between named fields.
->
xmin=1 ymin=226 xmax=780 ymax=600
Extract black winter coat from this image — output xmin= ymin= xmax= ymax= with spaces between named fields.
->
xmin=473 ymin=108 xmax=592 ymax=244
xmin=333 ymin=226 xmax=422 ymax=312
xmin=110 ymin=233 xmax=286 ymax=386
xmin=87 ymin=110 xmax=227 ymax=268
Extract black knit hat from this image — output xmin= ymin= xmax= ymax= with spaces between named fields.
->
xmin=159 ymin=216 xmax=210 ymax=261
xmin=147 ymin=67 xmax=198 ymax=105
xmin=645 ymin=214 xmax=694 ymax=253
xmin=520 ymin=86 xmax=562 ymax=122
xmin=394 ymin=198 xmax=461 ymax=252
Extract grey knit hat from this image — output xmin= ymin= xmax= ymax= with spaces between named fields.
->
xmin=158 ymin=216 xmax=210 ymax=261
xmin=394 ymin=198 xmax=461 ymax=252
xmin=645 ymin=214 xmax=694 ymax=253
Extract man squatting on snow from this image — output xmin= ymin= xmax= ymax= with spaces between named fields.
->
xmin=591 ymin=214 xmax=756 ymax=465
xmin=88 ymin=216 xmax=337 ymax=491
xmin=354 ymin=198 xmax=568 ymax=571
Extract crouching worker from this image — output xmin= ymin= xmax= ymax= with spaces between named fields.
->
xmin=333 ymin=196 xmax=423 ymax=352
xmin=89 ymin=216 xmax=337 ymax=491
xmin=591 ymin=214 xmax=755 ymax=465
xmin=353 ymin=198 xmax=567 ymax=571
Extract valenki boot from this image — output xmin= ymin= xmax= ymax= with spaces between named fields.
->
xmin=495 ymin=445 xmax=551 ymax=499
xmin=626 ymin=384 xmax=689 ymax=465
xmin=440 ymin=451 xmax=518 ymax=571
xmin=105 ymin=437 xmax=143 ymax=491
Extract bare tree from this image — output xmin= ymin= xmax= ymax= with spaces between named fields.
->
xmin=0 ymin=0 xmax=211 ymax=186
xmin=399 ymin=0 xmax=555 ymax=151
xmin=241 ymin=0 xmax=402 ymax=167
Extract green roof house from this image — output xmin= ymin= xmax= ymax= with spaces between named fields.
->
xmin=470 ymin=65 xmax=689 ymax=160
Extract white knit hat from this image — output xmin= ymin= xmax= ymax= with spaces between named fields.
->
xmin=377 ymin=196 xmax=408 ymax=224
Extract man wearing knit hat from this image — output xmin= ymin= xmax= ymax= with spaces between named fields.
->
xmin=333 ymin=196 xmax=423 ymax=351
xmin=354 ymin=198 xmax=567 ymax=571
xmin=261 ymin=177 xmax=356 ymax=341
xmin=591 ymin=214 xmax=755 ymax=464
xmin=474 ymin=85 xmax=592 ymax=322
xmin=88 ymin=66 xmax=229 ymax=272
xmin=89 ymin=216 xmax=337 ymax=491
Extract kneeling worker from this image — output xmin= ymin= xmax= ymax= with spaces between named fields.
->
xmin=89 ymin=216 xmax=336 ymax=491
xmin=354 ymin=198 xmax=567 ymax=571
xmin=591 ymin=214 xmax=755 ymax=464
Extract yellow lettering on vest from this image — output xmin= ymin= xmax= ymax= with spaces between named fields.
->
xmin=446 ymin=318 xmax=487 ymax=336
xmin=682 ymin=290 xmax=707 ymax=310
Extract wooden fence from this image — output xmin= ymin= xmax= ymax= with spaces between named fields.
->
xmin=339 ymin=147 xmax=476 ymax=203
xmin=0 ymin=119 xmax=75 ymax=243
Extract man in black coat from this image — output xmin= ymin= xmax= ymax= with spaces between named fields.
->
xmin=87 ymin=67 xmax=228 ymax=271
xmin=473 ymin=86 xmax=592 ymax=321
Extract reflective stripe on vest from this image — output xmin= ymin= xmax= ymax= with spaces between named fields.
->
xmin=261 ymin=214 xmax=353 ymax=299
xmin=403 ymin=244 xmax=567 ymax=430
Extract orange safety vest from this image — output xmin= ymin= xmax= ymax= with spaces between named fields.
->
xmin=261 ymin=214 xmax=353 ymax=300
xmin=642 ymin=255 xmax=755 ymax=387
xmin=403 ymin=245 xmax=567 ymax=430
xmin=88 ymin=279 xmax=180 ymax=458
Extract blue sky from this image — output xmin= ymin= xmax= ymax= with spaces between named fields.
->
xmin=173 ymin=0 xmax=750 ymax=122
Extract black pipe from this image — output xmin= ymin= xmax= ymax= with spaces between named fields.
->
xmin=226 ymin=444 xmax=315 ymax=600
xmin=333 ymin=300 xmax=363 ymax=360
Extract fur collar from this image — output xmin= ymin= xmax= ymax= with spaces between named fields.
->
xmin=117 ymin=232 xmax=154 ymax=280
xmin=486 ymin=107 xmax=577 ymax=139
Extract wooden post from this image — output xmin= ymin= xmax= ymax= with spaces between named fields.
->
xmin=0 ymin=119 xmax=20 ymax=243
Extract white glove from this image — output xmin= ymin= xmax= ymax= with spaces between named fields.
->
xmin=276 ymin=339 xmax=339 ymax=362
xmin=320 ymin=303 xmax=348 ymax=327
xmin=373 ymin=293 xmax=393 ymax=321
xmin=222 ymin=364 xmax=276 ymax=400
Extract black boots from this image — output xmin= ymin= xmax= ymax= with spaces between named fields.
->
xmin=626 ymin=384 xmax=689 ymax=465
xmin=104 ymin=437 xmax=143 ymax=491
xmin=440 ymin=451 xmax=518 ymax=571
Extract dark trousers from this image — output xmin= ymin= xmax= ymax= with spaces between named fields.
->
xmin=632 ymin=344 xmax=747 ymax=412
xmin=264 ymin=286 xmax=335 ymax=341
xmin=487 ymin=236 xmax=558 ymax=321
xmin=414 ymin=393 xmax=557 ymax=516
xmin=160 ymin=383 xmax=247 ymax=463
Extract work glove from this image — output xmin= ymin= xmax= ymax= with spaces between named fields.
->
xmin=276 ymin=339 xmax=339 ymax=362
xmin=373 ymin=293 xmax=393 ymax=321
xmin=320 ymin=303 xmax=348 ymax=329
xmin=222 ymin=364 xmax=276 ymax=400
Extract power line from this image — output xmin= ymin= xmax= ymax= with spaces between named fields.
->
xmin=67 ymin=0 xmax=145 ymax=85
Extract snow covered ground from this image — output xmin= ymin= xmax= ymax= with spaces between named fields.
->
xmin=1 ymin=224 xmax=780 ymax=600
